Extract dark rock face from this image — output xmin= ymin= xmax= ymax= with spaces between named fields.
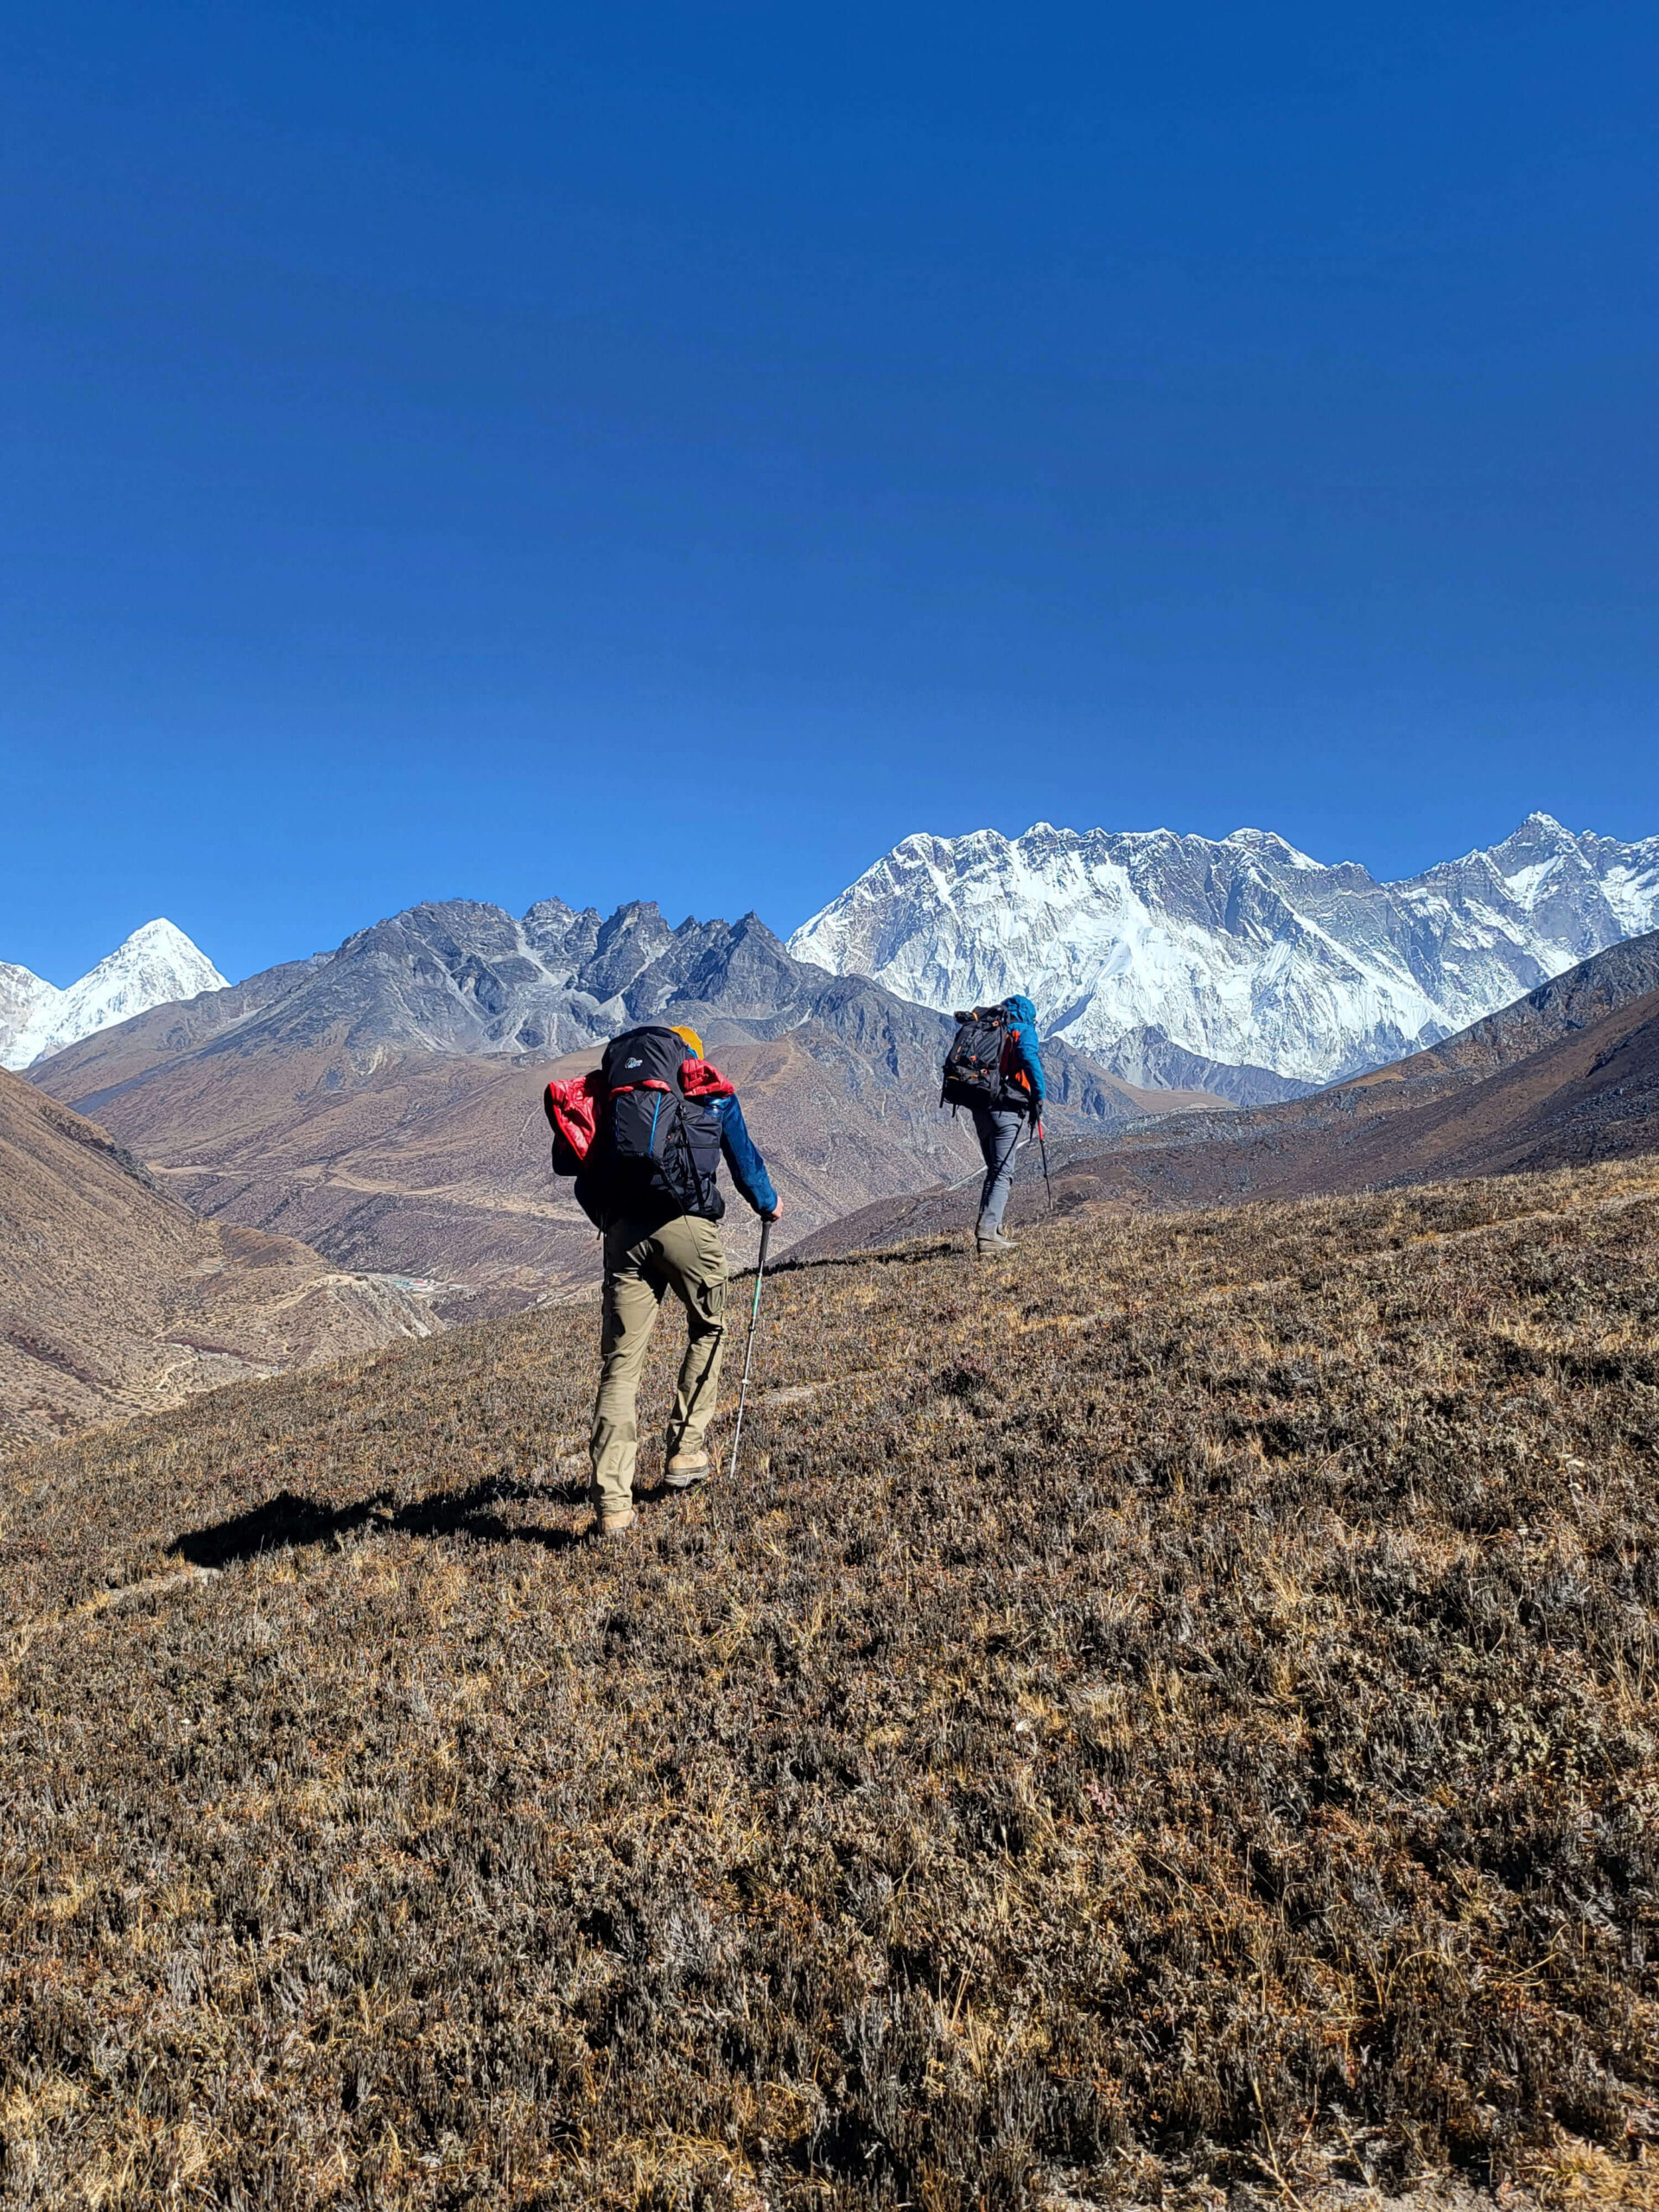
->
xmin=1421 ymin=927 xmax=1659 ymax=1075
xmin=40 ymin=899 xmax=1143 ymax=1128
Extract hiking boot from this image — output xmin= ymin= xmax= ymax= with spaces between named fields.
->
xmin=976 ymin=1230 xmax=1018 ymax=1258
xmin=593 ymin=1506 xmax=638 ymax=1538
xmin=664 ymin=1451 xmax=711 ymax=1490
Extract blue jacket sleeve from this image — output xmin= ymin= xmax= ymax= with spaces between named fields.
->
xmin=1008 ymin=1016 xmax=1046 ymax=1107
xmin=715 ymin=1094 xmax=778 ymax=1215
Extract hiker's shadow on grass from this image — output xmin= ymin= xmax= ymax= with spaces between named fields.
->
xmin=170 ymin=1474 xmax=589 ymax=1570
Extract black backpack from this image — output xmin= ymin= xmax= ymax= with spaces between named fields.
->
xmin=577 ymin=1026 xmax=726 ymax=1226
xmin=941 ymin=1006 xmax=1011 ymax=1110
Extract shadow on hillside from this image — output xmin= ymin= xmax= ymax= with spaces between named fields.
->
xmin=169 ymin=1473 xmax=588 ymax=1569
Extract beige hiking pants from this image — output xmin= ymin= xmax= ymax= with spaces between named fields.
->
xmin=590 ymin=1212 xmax=728 ymax=1512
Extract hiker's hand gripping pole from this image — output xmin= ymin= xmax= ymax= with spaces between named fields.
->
xmin=728 ymin=1216 xmax=773 ymax=1483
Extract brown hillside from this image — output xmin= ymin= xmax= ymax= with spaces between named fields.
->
xmin=0 ymin=1068 xmax=434 ymax=1446
xmin=3 ymin=1161 xmax=1656 ymax=2204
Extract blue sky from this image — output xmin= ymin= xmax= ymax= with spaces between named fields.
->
xmin=3 ymin=1 xmax=1656 ymax=984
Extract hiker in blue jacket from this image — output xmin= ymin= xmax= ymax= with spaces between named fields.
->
xmin=973 ymin=994 xmax=1045 ymax=1257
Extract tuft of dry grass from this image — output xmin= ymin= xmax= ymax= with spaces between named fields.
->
xmin=1 ymin=1158 xmax=1656 ymax=2207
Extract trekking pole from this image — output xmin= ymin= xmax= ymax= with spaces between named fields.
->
xmin=1038 ymin=1120 xmax=1054 ymax=1215
xmin=727 ymin=1217 xmax=773 ymax=1482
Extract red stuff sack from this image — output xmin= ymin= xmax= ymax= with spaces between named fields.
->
xmin=543 ymin=1071 xmax=602 ymax=1178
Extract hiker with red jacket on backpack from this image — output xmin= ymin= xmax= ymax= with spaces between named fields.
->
xmin=940 ymin=994 xmax=1046 ymax=1259
xmin=544 ymin=1023 xmax=779 ymax=1538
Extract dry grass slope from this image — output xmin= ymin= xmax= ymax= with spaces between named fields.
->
xmin=2 ymin=1162 xmax=1657 ymax=2206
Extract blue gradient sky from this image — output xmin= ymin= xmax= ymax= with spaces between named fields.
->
xmin=3 ymin=1 xmax=1656 ymax=983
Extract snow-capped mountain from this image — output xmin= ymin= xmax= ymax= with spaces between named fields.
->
xmin=788 ymin=815 xmax=1659 ymax=1089
xmin=0 ymin=961 xmax=60 ymax=1067
xmin=0 ymin=920 xmax=229 ymax=1071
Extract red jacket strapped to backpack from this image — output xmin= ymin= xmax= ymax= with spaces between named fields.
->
xmin=543 ymin=1054 xmax=736 ymax=1173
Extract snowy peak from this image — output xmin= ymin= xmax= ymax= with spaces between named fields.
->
xmin=0 ymin=960 xmax=59 ymax=1058
xmin=1220 ymin=827 xmax=1328 ymax=873
xmin=55 ymin=920 xmax=229 ymax=1047
xmin=788 ymin=818 xmax=1659 ymax=1087
xmin=0 ymin=919 xmax=229 ymax=1070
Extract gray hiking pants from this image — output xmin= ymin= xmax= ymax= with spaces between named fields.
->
xmin=970 ymin=1104 xmax=1026 ymax=1237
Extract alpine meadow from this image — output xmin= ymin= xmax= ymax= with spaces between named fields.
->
xmin=2 ymin=1162 xmax=1656 ymax=2205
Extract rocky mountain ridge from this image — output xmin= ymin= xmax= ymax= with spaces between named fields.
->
xmin=788 ymin=812 xmax=1659 ymax=1090
xmin=42 ymin=899 xmax=1147 ymax=1122
xmin=31 ymin=899 xmax=1207 ymax=1306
